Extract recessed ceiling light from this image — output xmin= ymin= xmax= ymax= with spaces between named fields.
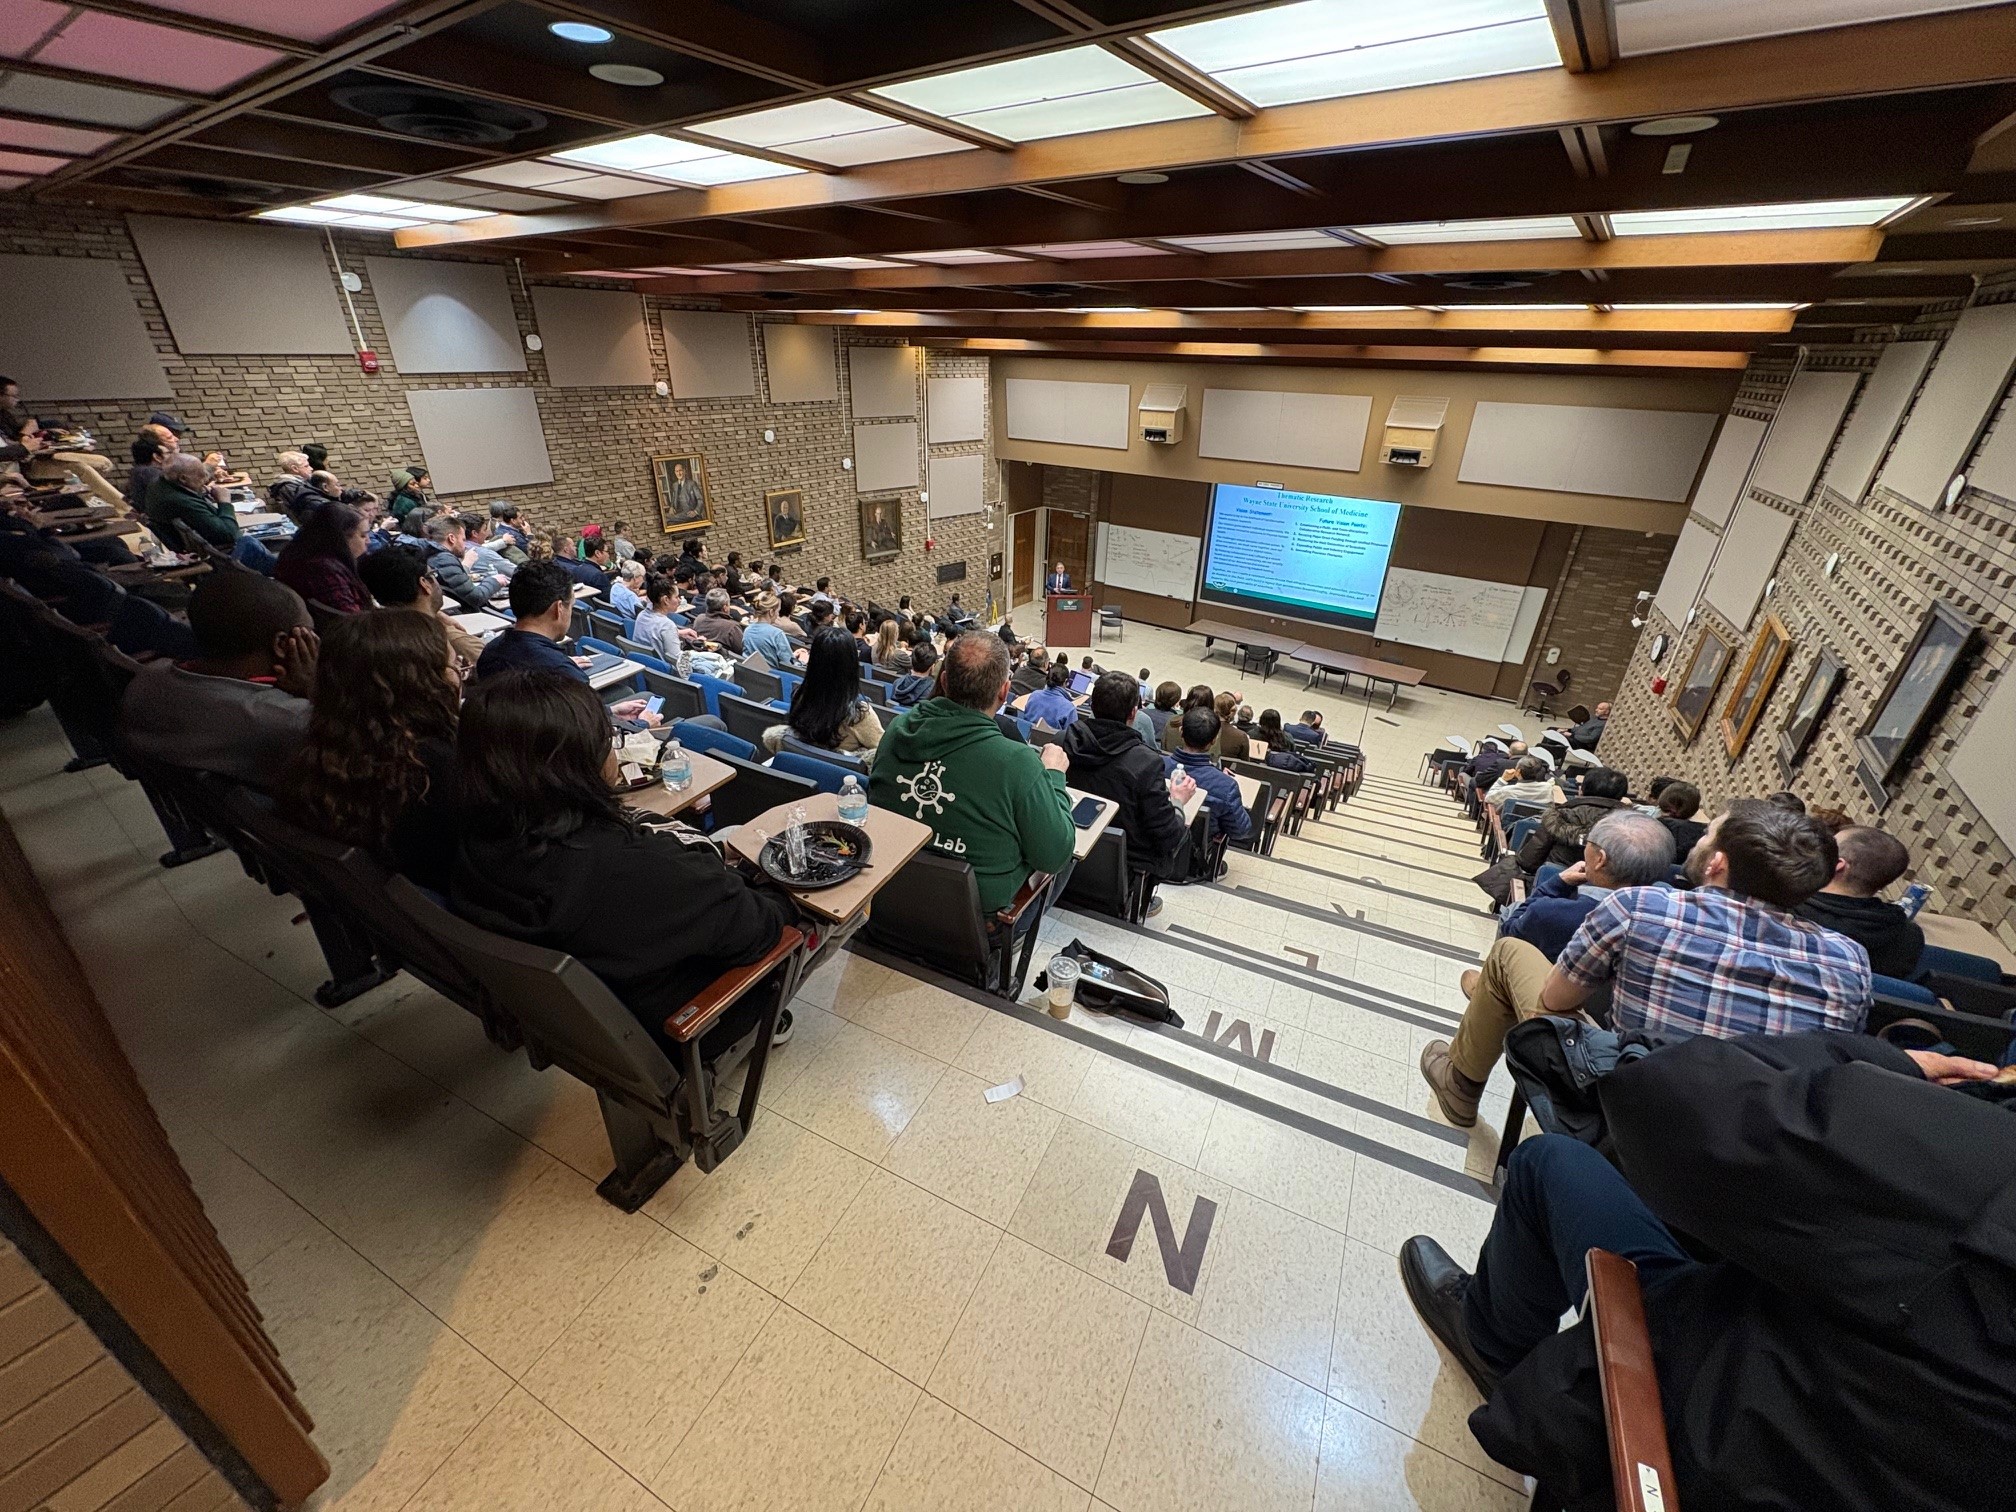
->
xmin=589 ymin=64 xmax=663 ymax=87
xmin=1630 ymin=115 xmax=1718 ymax=137
xmin=1117 ymin=171 xmax=1168 ymax=185
xmin=548 ymin=21 xmax=613 ymax=44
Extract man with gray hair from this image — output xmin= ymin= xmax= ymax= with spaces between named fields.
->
xmin=268 ymin=448 xmax=316 ymax=519
xmin=145 ymin=453 xmax=277 ymax=573
xmin=1499 ymin=809 xmax=1675 ymax=963
xmin=690 ymin=585 xmax=744 ymax=654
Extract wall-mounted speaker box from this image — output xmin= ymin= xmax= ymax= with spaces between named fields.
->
xmin=1139 ymin=382 xmax=1187 ymax=445
xmin=1380 ymin=394 xmax=1449 ymax=468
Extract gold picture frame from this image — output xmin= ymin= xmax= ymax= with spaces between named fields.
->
xmin=1668 ymin=624 xmax=1733 ymax=745
xmin=858 ymin=495 xmax=901 ymax=562
xmin=765 ymin=487 xmax=806 ymax=552
xmin=651 ymin=452 xmax=711 ymax=535
xmin=1719 ymin=613 xmax=1794 ymax=759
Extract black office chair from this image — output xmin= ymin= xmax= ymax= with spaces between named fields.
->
xmin=864 ymin=850 xmax=1055 ymax=999
xmin=385 ymin=876 xmax=804 ymax=1210
xmin=733 ymin=660 xmax=784 ymax=704
xmin=705 ymin=753 xmax=819 ymax=830
xmin=1097 ymin=604 xmax=1123 ymax=642
xmin=1061 ymin=827 xmax=1159 ymax=924
xmin=717 ymin=692 xmax=780 ymax=750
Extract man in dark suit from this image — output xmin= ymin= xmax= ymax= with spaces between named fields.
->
xmin=1044 ymin=560 xmax=1071 ymax=593
xmin=665 ymin=459 xmax=704 ymax=522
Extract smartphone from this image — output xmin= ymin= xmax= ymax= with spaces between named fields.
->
xmin=1071 ymin=796 xmax=1105 ymax=829
xmin=643 ymin=694 xmax=665 ymax=718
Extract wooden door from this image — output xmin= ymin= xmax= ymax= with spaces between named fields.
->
xmin=1012 ymin=511 xmax=1037 ymax=606
xmin=1047 ymin=511 xmax=1091 ymax=592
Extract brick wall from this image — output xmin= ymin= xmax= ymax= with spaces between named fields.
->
xmin=0 ymin=203 xmax=994 ymax=612
xmin=1038 ymin=465 xmax=1102 ymax=514
xmin=1521 ymin=527 xmax=1676 ymax=706
xmin=1602 ymin=277 xmax=2016 ymax=948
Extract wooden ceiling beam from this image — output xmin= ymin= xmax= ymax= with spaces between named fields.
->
xmin=393 ymin=7 xmax=2016 ymax=249
xmin=912 ymin=336 xmax=1749 ymax=371
xmin=775 ymin=307 xmax=1796 ymax=337
xmin=1101 ymin=36 xmax=1258 ymax=121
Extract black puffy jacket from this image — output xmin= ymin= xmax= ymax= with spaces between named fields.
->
xmin=1062 ymin=716 xmax=1188 ymax=876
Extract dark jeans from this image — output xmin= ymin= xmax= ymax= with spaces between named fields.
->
xmin=234 ymin=535 xmax=279 ymax=574
xmin=1463 ymin=1135 xmax=1697 ymax=1374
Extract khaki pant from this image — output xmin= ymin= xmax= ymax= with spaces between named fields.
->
xmin=1448 ymin=936 xmax=1558 ymax=1083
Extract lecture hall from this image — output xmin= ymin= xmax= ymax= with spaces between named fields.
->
xmin=3 ymin=3 xmax=2015 ymax=1510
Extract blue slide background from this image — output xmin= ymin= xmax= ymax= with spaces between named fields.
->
xmin=1198 ymin=485 xmax=1403 ymax=630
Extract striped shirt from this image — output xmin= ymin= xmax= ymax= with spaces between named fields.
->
xmin=1557 ymin=884 xmax=1872 ymax=1041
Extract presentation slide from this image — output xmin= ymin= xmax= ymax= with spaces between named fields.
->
xmin=1198 ymin=484 xmax=1403 ymax=630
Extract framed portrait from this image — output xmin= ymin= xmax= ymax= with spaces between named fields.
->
xmin=651 ymin=452 xmax=711 ymax=535
xmin=1853 ymin=600 xmax=1978 ymax=809
xmin=1719 ymin=613 xmax=1793 ymax=760
xmin=858 ymin=495 xmax=901 ymax=562
xmin=1668 ymin=624 xmax=1733 ymax=744
xmin=1775 ymin=647 xmax=1846 ymax=781
xmin=765 ymin=487 xmax=807 ymax=552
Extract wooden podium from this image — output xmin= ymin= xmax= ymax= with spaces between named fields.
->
xmin=1045 ymin=592 xmax=1093 ymax=647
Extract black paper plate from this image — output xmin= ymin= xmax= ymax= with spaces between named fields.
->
xmin=757 ymin=819 xmax=873 ymax=890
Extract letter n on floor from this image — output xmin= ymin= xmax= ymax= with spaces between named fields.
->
xmin=1105 ymin=1169 xmax=1217 ymax=1295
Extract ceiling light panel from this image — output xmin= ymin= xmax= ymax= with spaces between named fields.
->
xmin=255 ymin=207 xmax=349 ymax=225
xmin=1150 ymin=0 xmax=1562 ymax=107
xmin=554 ymin=133 xmax=803 ymax=186
xmin=789 ymin=255 xmax=907 ymax=269
xmin=312 ymin=194 xmax=489 ymax=222
xmin=1352 ymin=214 xmax=1581 ymax=243
xmin=1009 ymin=240 xmax=1171 ymax=259
xmin=896 ymin=249 xmax=1028 ymax=265
xmin=1610 ymin=302 xmax=1805 ymax=310
xmin=1608 ymin=197 xmax=1917 ymax=235
xmin=869 ymin=45 xmax=1211 ymax=141
xmin=1613 ymin=0 xmax=2000 ymax=58
xmin=1292 ymin=304 xmax=1410 ymax=311
xmin=548 ymin=173 xmax=686 ymax=199
xmin=1162 ymin=228 xmax=1350 ymax=252
xmin=456 ymin=161 xmax=598 ymax=188
xmin=690 ymin=98 xmax=968 ymax=167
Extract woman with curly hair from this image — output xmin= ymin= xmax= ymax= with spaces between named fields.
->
xmin=280 ymin=608 xmax=461 ymax=889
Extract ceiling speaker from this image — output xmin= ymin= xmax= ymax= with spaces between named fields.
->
xmin=330 ymin=86 xmax=547 ymax=145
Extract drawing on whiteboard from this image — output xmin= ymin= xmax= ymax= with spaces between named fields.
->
xmin=1374 ymin=568 xmax=1530 ymax=661
xmin=1095 ymin=522 xmax=1201 ymax=602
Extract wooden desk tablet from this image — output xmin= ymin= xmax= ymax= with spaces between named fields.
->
xmin=1918 ymin=912 xmax=2016 ymax=975
xmin=627 ymin=752 xmax=735 ymax=818
xmin=1174 ymin=779 xmax=1206 ymax=826
xmin=1230 ymin=771 xmax=1262 ymax=807
xmin=1065 ymin=787 xmax=1119 ymax=859
xmin=446 ymin=611 xmax=510 ymax=636
xmin=587 ymin=657 xmax=646 ymax=691
xmin=725 ymin=793 xmax=933 ymax=925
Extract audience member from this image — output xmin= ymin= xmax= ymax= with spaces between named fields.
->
xmin=1796 ymin=825 xmax=1925 ymax=980
xmin=692 ymin=588 xmax=745 ymax=655
xmin=451 ymin=671 xmax=799 ymax=1054
xmin=268 ymin=451 xmax=317 ymax=519
xmin=117 ymin=571 xmax=317 ymax=789
xmin=768 ymin=625 xmax=881 ymax=762
xmin=610 ymin=520 xmax=636 ymax=563
xmin=871 ymin=631 xmax=1074 ymax=910
xmin=1422 ymin=802 xmax=1872 ymax=1126
xmin=487 ymin=501 xmax=531 ymax=563
xmin=1284 ymin=709 xmax=1326 ymax=746
xmin=281 ymin=609 xmax=459 ymax=889
xmin=358 ymin=542 xmax=484 ymax=670
xmin=458 ymin=513 xmax=517 ymax=582
xmin=1766 ymin=789 xmax=1807 ymax=815
xmin=386 ymin=465 xmax=431 ymax=519
xmin=741 ymin=593 xmax=802 ymax=671
xmin=423 ymin=515 xmax=503 ymax=612
xmin=1498 ymin=810 xmax=1673 ymax=962
xmin=1063 ymin=672 xmax=1197 ymax=912
xmin=888 ymin=643 xmax=937 ymax=708
xmin=1654 ymin=779 xmax=1707 ymax=856
xmin=1010 ymin=647 xmax=1049 ymax=696
xmin=631 ymin=574 xmax=697 ymax=664
xmin=1401 ymin=1031 xmax=2008 ymax=1511
xmin=474 ymin=561 xmax=583 ymax=681
xmin=273 ymin=501 xmax=371 ymax=616
xmin=1022 ymin=662 xmax=1080 ymax=731
xmin=1146 ymin=680 xmax=1183 ymax=743
xmin=557 ymin=535 xmax=613 ymax=593
xmin=1464 ymin=737 xmax=1518 ymax=792
xmin=1517 ymin=765 xmax=1629 ymax=871
xmin=308 ymin=468 xmax=376 ymax=509
xmin=1166 ymin=707 xmax=1252 ymax=846
xmin=873 ymin=617 xmax=907 ymax=673
xmin=1255 ymin=710 xmax=1315 ymax=774
xmin=1161 ymin=685 xmax=1216 ymax=752
xmin=1486 ymin=754 xmax=1561 ymax=811
xmin=146 ymin=454 xmax=276 ymax=573
xmin=608 ymin=559 xmax=646 ymax=620
xmin=125 ymin=425 xmax=174 ymax=512
xmin=1213 ymin=691 xmax=1250 ymax=759
xmin=670 ymin=539 xmax=707 ymax=583
xmin=1566 ymin=699 xmax=1611 ymax=750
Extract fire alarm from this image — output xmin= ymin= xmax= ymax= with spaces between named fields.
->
xmin=924 ymin=536 xmax=934 ymax=551
xmin=357 ymin=349 xmax=379 ymax=373
xmin=1650 ymin=675 xmax=1668 ymax=695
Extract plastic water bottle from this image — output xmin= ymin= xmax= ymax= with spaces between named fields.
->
xmin=838 ymin=774 xmax=868 ymax=824
xmin=659 ymin=739 xmax=691 ymax=794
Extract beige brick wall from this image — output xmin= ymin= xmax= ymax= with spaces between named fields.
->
xmin=0 ymin=204 xmax=996 ymax=614
xmin=1523 ymin=527 xmax=1677 ymax=706
xmin=1602 ymin=277 xmax=2016 ymax=949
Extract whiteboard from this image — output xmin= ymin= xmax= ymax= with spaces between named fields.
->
xmin=1095 ymin=523 xmax=1200 ymax=601
xmin=1878 ymin=302 xmax=2016 ymax=506
xmin=1688 ymin=414 xmax=1765 ymax=527
xmin=1374 ymin=569 xmax=1529 ymax=661
xmin=1005 ymin=377 xmax=1131 ymax=449
xmin=1702 ymin=497 xmax=1796 ymax=629
xmin=1947 ymin=668 xmax=2016 ymax=856
xmin=1197 ymin=387 xmax=1372 ymax=472
xmin=1506 ymin=585 xmax=1549 ymax=660
xmin=1750 ymin=368 xmax=1860 ymax=504
xmin=1653 ymin=518 xmax=1718 ymax=628
xmin=1821 ymin=340 xmax=1936 ymax=503
xmin=1458 ymin=401 xmax=1717 ymax=503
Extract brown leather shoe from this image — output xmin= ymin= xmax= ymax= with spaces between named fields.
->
xmin=1459 ymin=968 xmax=1481 ymax=999
xmin=1419 ymin=1040 xmax=1483 ymax=1127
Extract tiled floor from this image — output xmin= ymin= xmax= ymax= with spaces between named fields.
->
xmin=0 ymin=627 xmax=1536 ymax=1512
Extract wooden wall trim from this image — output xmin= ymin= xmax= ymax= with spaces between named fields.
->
xmin=0 ymin=815 xmax=327 ymax=1507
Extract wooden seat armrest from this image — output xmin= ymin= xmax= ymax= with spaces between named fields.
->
xmin=1267 ymin=795 xmax=1289 ymax=821
xmin=663 ymin=925 xmax=804 ymax=1043
xmin=1586 ymin=1248 xmax=1677 ymax=1512
xmin=994 ymin=873 xmax=1054 ymax=930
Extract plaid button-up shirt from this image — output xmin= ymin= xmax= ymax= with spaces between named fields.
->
xmin=1557 ymin=884 xmax=1872 ymax=1041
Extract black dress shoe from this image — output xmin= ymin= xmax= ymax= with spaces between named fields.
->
xmin=1399 ymin=1236 xmax=1502 ymax=1400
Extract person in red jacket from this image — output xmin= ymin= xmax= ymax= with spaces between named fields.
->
xmin=274 ymin=500 xmax=372 ymax=616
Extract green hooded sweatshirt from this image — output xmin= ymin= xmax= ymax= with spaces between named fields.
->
xmin=869 ymin=696 xmax=1075 ymax=911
